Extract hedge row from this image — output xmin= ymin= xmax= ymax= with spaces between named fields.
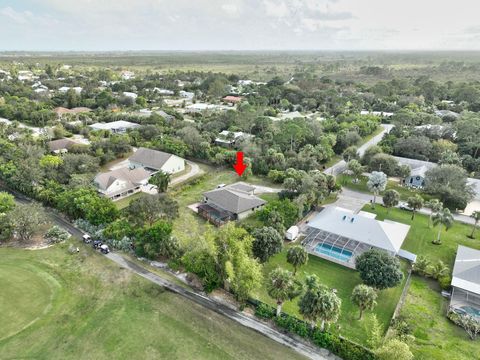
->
xmin=250 ymin=300 xmax=375 ymax=360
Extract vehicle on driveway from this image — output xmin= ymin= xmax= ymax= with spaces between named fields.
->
xmin=82 ymin=234 xmax=92 ymax=244
xmin=100 ymin=244 xmax=110 ymax=254
xmin=399 ymin=201 xmax=413 ymax=211
xmin=92 ymin=240 xmax=102 ymax=249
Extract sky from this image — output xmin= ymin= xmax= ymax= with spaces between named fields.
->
xmin=1 ymin=0 xmax=480 ymax=51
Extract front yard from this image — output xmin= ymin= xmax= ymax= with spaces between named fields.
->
xmin=254 ymin=245 xmax=407 ymax=345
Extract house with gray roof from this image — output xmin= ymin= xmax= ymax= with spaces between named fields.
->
xmin=128 ymin=147 xmax=185 ymax=174
xmin=198 ymin=182 xmax=266 ymax=226
xmin=450 ymin=245 xmax=480 ymax=321
xmin=94 ymin=167 xmax=151 ymax=201
xmin=302 ymin=207 xmax=411 ymax=268
xmin=48 ymin=138 xmax=82 ymax=154
xmin=394 ymin=156 xmax=437 ymax=188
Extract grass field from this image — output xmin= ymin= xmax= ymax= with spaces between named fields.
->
xmin=0 ymin=245 xmax=305 ymax=360
xmin=400 ymin=276 xmax=479 ymax=360
xmin=362 ymin=206 xmax=480 ymax=267
xmin=254 ymin=246 xmax=407 ymax=345
xmin=114 ymin=191 xmax=146 ymax=210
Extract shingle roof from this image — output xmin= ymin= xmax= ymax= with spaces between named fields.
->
xmin=308 ymin=207 xmax=411 ymax=253
xmin=393 ymin=156 xmax=437 ymax=176
xmin=128 ymin=147 xmax=178 ymax=171
xmin=94 ymin=167 xmax=150 ymax=191
xmin=452 ymin=245 xmax=480 ymax=295
xmin=203 ymin=183 xmax=266 ymax=214
xmin=48 ymin=138 xmax=78 ymax=152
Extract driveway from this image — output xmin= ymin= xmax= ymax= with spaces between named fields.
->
xmin=170 ymin=160 xmax=204 ymax=186
xmin=323 ymin=124 xmax=394 ymax=176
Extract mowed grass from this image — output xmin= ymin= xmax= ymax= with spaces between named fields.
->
xmin=362 ymin=205 xmax=480 ymax=267
xmin=400 ymin=276 xmax=479 ymax=360
xmin=0 ymin=245 xmax=306 ymax=360
xmin=254 ymin=246 xmax=407 ymax=345
xmin=114 ymin=191 xmax=146 ymax=210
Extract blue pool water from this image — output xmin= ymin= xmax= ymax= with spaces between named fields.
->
xmin=314 ymin=243 xmax=353 ymax=262
xmin=460 ymin=305 xmax=480 ymax=318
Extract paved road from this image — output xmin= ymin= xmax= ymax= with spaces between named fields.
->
xmin=170 ymin=160 xmax=204 ymax=186
xmin=1 ymin=185 xmax=334 ymax=360
xmin=335 ymin=188 xmax=475 ymax=225
xmin=323 ymin=124 xmax=394 ymax=176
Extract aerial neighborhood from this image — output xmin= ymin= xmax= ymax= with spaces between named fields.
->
xmin=1 ymin=51 xmax=480 ymax=360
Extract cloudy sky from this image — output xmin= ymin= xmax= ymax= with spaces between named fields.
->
xmin=1 ymin=0 xmax=480 ymax=51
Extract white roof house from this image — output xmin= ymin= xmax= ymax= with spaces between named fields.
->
xmin=94 ymin=167 xmax=150 ymax=201
xmin=215 ymin=131 xmax=253 ymax=146
xmin=128 ymin=147 xmax=185 ymax=174
xmin=450 ymin=245 xmax=480 ymax=318
xmin=360 ymin=110 xmax=394 ymax=117
xmin=303 ymin=207 xmax=411 ymax=268
xmin=89 ymin=121 xmax=140 ymax=134
xmin=123 ymin=92 xmax=138 ymax=99
xmin=121 ymin=71 xmax=135 ymax=80
xmin=179 ymin=90 xmax=194 ymax=99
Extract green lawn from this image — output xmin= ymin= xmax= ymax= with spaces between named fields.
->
xmin=338 ymin=174 xmax=432 ymax=201
xmin=400 ymin=276 xmax=479 ymax=360
xmin=362 ymin=205 xmax=480 ymax=267
xmin=254 ymin=246 xmax=407 ymax=345
xmin=0 ymin=245 xmax=305 ymax=360
xmin=114 ymin=191 xmax=146 ymax=210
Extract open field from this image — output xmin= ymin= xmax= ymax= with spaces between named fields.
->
xmin=400 ymin=276 xmax=479 ymax=360
xmin=0 ymin=245 xmax=306 ymax=360
xmin=254 ymin=245 xmax=407 ymax=345
xmin=362 ymin=206 xmax=480 ymax=267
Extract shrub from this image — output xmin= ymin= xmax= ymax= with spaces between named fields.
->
xmin=45 ymin=225 xmax=70 ymax=244
xmin=438 ymin=275 xmax=452 ymax=290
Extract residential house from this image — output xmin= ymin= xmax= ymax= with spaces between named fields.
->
xmin=94 ymin=167 xmax=150 ymax=201
xmin=360 ymin=110 xmax=394 ymax=117
xmin=450 ymin=245 xmax=480 ymax=322
xmin=59 ymin=86 xmax=83 ymax=94
xmin=152 ymin=88 xmax=174 ymax=96
xmin=302 ymin=207 xmax=412 ymax=268
xmin=121 ymin=71 xmax=135 ymax=80
xmin=48 ymin=138 xmax=82 ymax=154
xmin=17 ymin=70 xmax=34 ymax=81
xmin=123 ymin=92 xmax=138 ymax=100
xmin=198 ymin=182 xmax=266 ymax=225
xmin=222 ymin=96 xmax=242 ymax=105
xmin=394 ymin=156 xmax=437 ymax=188
xmin=179 ymin=90 xmax=194 ymax=99
xmin=89 ymin=120 xmax=140 ymax=134
xmin=215 ymin=130 xmax=252 ymax=147
xmin=128 ymin=147 xmax=185 ymax=174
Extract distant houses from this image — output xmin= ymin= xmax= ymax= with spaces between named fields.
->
xmin=89 ymin=120 xmax=140 ymax=134
xmin=302 ymin=207 xmax=412 ymax=268
xmin=94 ymin=167 xmax=150 ymax=201
xmin=198 ymin=182 xmax=266 ymax=226
xmin=128 ymin=147 xmax=185 ymax=174
xmin=393 ymin=156 xmax=437 ymax=188
xmin=48 ymin=138 xmax=83 ymax=154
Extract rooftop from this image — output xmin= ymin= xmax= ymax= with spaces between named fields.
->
xmin=452 ymin=245 xmax=480 ymax=295
xmin=203 ymin=182 xmax=266 ymax=214
xmin=94 ymin=167 xmax=150 ymax=191
xmin=128 ymin=147 xmax=180 ymax=170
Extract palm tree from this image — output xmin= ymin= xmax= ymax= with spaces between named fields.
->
xmin=149 ymin=170 xmax=171 ymax=193
xmin=429 ymin=260 xmax=449 ymax=280
xmin=470 ymin=211 xmax=480 ymax=238
xmin=351 ymin=284 xmax=377 ymax=320
xmin=432 ymin=208 xmax=454 ymax=244
xmin=367 ymin=171 xmax=387 ymax=209
xmin=412 ymin=256 xmax=431 ymax=277
xmin=426 ymin=199 xmax=443 ymax=228
xmin=407 ymin=195 xmax=424 ymax=220
xmin=267 ymin=267 xmax=301 ymax=316
xmin=286 ymin=245 xmax=308 ymax=275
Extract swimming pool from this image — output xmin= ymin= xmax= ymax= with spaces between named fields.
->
xmin=314 ymin=243 xmax=353 ymax=262
xmin=460 ymin=305 xmax=480 ymax=318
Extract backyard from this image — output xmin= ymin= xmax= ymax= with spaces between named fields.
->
xmin=254 ymin=245 xmax=407 ymax=345
xmin=0 ymin=244 xmax=306 ymax=360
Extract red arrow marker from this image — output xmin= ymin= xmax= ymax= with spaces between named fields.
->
xmin=233 ymin=151 xmax=247 ymax=176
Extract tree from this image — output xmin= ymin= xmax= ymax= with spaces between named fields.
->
xmin=412 ymin=255 xmax=431 ymax=276
xmin=355 ymin=249 xmax=404 ymax=290
xmin=383 ymin=189 xmax=400 ymax=214
xmin=298 ymin=275 xmax=341 ymax=331
xmin=429 ymin=260 xmax=449 ymax=279
xmin=149 ymin=171 xmax=171 ymax=193
xmin=367 ymin=171 xmax=387 ymax=208
xmin=127 ymin=194 xmax=178 ymax=226
xmin=252 ymin=226 xmax=283 ymax=263
xmin=8 ymin=203 xmax=46 ymax=243
xmin=407 ymin=195 xmax=424 ymax=220
xmin=432 ymin=208 xmax=454 ymax=244
xmin=0 ymin=192 xmax=15 ymax=214
xmin=469 ymin=211 xmax=480 ymax=238
xmin=267 ymin=267 xmax=301 ymax=316
xmin=347 ymin=159 xmax=364 ymax=183
xmin=135 ymin=220 xmax=178 ymax=259
xmin=425 ymin=199 xmax=443 ymax=228
xmin=342 ymin=146 xmax=359 ymax=162
xmin=351 ymin=284 xmax=377 ymax=320
xmin=424 ymin=165 xmax=474 ymax=210
xmin=286 ymin=245 xmax=308 ymax=275
xmin=376 ymin=339 xmax=413 ymax=360
xmin=367 ymin=315 xmax=383 ymax=349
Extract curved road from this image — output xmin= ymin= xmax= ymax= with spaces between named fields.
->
xmin=170 ymin=160 xmax=204 ymax=186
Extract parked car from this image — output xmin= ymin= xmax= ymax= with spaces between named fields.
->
xmin=100 ymin=244 xmax=110 ymax=254
xmin=92 ymin=240 xmax=102 ymax=249
xmin=82 ymin=234 xmax=92 ymax=244
xmin=399 ymin=201 xmax=413 ymax=211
